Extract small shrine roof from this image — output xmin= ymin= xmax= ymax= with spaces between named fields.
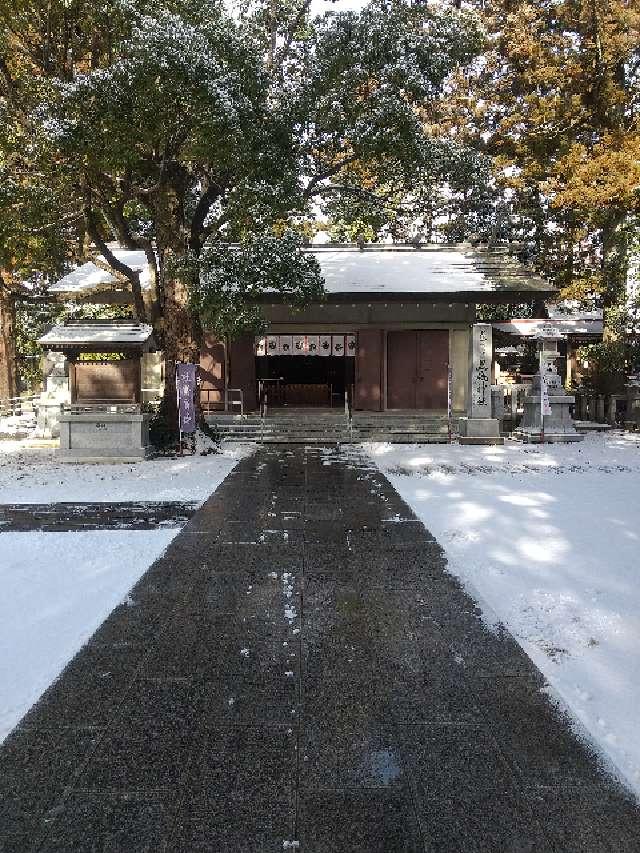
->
xmin=38 ymin=322 xmax=154 ymax=349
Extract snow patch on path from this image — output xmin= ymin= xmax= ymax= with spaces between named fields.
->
xmin=0 ymin=442 xmax=252 ymax=740
xmin=367 ymin=433 xmax=640 ymax=798
xmin=0 ymin=441 xmax=252 ymax=504
xmin=0 ymin=530 xmax=175 ymax=742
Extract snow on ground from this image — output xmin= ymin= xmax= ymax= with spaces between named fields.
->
xmin=0 ymin=442 xmax=252 ymax=742
xmin=0 ymin=530 xmax=174 ymax=742
xmin=367 ymin=432 xmax=640 ymax=798
xmin=0 ymin=440 xmax=252 ymax=504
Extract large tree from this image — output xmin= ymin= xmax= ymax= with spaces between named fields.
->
xmin=456 ymin=0 xmax=640 ymax=312
xmin=1 ymin=0 xmax=481 ymax=423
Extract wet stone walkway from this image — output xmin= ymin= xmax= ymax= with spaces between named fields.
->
xmin=1 ymin=446 xmax=639 ymax=852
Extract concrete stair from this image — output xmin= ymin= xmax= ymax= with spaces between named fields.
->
xmin=205 ymin=411 xmax=455 ymax=444
xmin=352 ymin=413 xmax=452 ymax=443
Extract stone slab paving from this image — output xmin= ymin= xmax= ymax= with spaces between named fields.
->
xmin=1 ymin=445 xmax=639 ymax=852
xmin=0 ymin=502 xmax=198 ymax=531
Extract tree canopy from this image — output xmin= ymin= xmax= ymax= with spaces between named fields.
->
xmin=0 ymin=0 xmax=484 ymax=412
xmin=3 ymin=0 xmax=638 ymax=402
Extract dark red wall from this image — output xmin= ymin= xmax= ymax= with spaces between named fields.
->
xmin=355 ymin=329 xmax=384 ymax=411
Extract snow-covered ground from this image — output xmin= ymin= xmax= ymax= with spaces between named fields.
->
xmin=0 ymin=530 xmax=174 ymax=742
xmin=0 ymin=440 xmax=251 ymax=503
xmin=367 ymin=432 xmax=640 ymax=798
xmin=0 ymin=443 xmax=251 ymax=742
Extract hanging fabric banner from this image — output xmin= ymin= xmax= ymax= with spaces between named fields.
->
xmin=176 ymin=363 xmax=197 ymax=434
xmin=318 ymin=335 xmax=332 ymax=357
xmin=306 ymin=335 xmax=319 ymax=356
xmin=346 ymin=334 xmax=357 ymax=356
xmin=293 ymin=335 xmax=306 ymax=355
xmin=280 ymin=335 xmax=293 ymax=355
xmin=266 ymin=335 xmax=279 ymax=356
xmin=331 ymin=335 xmax=345 ymax=356
xmin=255 ymin=336 xmax=266 ymax=357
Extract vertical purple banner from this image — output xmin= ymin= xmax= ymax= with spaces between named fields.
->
xmin=176 ymin=363 xmax=197 ymax=434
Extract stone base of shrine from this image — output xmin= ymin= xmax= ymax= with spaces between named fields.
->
xmin=517 ymin=430 xmax=584 ymax=444
xmin=58 ymin=410 xmax=152 ymax=463
xmin=458 ymin=417 xmax=504 ymax=446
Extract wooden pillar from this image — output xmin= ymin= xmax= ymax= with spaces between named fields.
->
xmin=229 ymin=334 xmax=257 ymax=411
xmin=355 ymin=329 xmax=384 ymax=411
xmin=199 ymin=333 xmax=226 ymax=411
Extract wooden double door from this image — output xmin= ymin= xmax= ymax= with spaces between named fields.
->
xmin=387 ymin=330 xmax=449 ymax=410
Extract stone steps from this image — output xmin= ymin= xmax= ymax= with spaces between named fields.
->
xmin=205 ymin=413 xmax=454 ymax=443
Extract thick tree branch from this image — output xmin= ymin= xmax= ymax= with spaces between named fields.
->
xmin=189 ymin=183 xmax=224 ymax=253
xmin=303 ymin=154 xmax=361 ymax=199
xmin=83 ymin=186 xmax=147 ymax=322
xmin=94 ymin=176 xmax=162 ymax=318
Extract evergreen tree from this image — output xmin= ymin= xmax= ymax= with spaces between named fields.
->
xmin=1 ymin=0 xmax=481 ymax=425
xmin=459 ymin=0 xmax=640 ymax=314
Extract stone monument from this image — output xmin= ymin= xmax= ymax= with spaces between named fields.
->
xmin=459 ymin=323 xmax=504 ymax=445
xmin=625 ymin=374 xmax=640 ymax=429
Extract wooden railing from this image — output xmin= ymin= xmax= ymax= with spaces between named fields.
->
xmin=0 ymin=394 xmax=39 ymax=418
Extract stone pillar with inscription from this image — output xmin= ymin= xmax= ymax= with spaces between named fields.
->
xmin=459 ymin=323 xmax=504 ymax=445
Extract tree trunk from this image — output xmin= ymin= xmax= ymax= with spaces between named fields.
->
xmin=156 ymin=257 xmax=201 ymax=436
xmin=153 ymin=184 xmax=203 ymax=439
xmin=0 ymin=275 xmax=17 ymax=401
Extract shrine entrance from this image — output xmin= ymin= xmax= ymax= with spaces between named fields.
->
xmin=255 ymin=334 xmax=356 ymax=408
xmin=387 ymin=330 xmax=449 ymax=410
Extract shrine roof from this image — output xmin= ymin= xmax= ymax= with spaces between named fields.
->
xmin=38 ymin=322 xmax=154 ymax=349
xmin=48 ymin=243 xmax=554 ymax=302
xmin=311 ymin=245 xmax=554 ymax=298
xmin=48 ymin=248 xmax=152 ymax=294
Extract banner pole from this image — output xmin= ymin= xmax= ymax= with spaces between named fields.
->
xmin=176 ymin=364 xmax=183 ymax=457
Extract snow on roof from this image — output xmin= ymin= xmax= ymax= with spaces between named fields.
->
xmin=49 ymin=249 xmax=152 ymax=294
xmin=493 ymin=318 xmax=603 ymax=338
xmin=311 ymin=246 xmax=552 ymax=296
xmin=38 ymin=323 xmax=154 ymax=347
xmin=50 ymin=243 xmax=552 ymax=298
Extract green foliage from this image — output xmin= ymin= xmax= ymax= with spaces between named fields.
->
xmin=457 ymin=0 xmax=640 ymax=314
xmin=575 ymin=339 xmax=640 ymax=393
xmin=187 ymin=231 xmax=324 ymax=340
xmin=15 ymin=303 xmax=64 ymax=392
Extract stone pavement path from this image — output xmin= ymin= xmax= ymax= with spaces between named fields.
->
xmin=1 ymin=446 xmax=639 ymax=852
